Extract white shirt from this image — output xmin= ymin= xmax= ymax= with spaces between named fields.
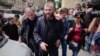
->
xmin=0 ymin=39 xmax=32 ymax=56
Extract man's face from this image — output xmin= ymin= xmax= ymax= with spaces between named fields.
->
xmin=9 ymin=19 xmax=15 ymax=25
xmin=69 ymin=9 xmax=74 ymax=15
xmin=44 ymin=6 xmax=54 ymax=18
xmin=25 ymin=10 xmax=35 ymax=20
xmin=60 ymin=13 xmax=67 ymax=19
xmin=76 ymin=4 xmax=81 ymax=10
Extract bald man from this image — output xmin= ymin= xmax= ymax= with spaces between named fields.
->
xmin=20 ymin=8 xmax=39 ymax=56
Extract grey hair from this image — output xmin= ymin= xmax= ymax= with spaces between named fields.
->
xmin=24 ymin=7 xmax=34 ymax=13
xmin=44 ymin=2 xmax=54 ymax=9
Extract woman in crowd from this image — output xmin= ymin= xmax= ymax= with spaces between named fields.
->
xmin=67 ymin=12 xmax=86 ymax=56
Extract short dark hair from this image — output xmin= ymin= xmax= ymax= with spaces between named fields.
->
xmin=15 ymin=14 xmax=19 ymax=18
xmin=7 ymin=17 xmax=14 ymax=22
xmin=60 ymin=8 xmax=68 ymax=15
xmin=74 ymin=12 xmax=84 ymax=19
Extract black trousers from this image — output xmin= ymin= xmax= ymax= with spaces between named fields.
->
xmin=28 ymin=39 xmax=39 ymax=56
xmin=39 ymin=45 xmax=58 ymax=56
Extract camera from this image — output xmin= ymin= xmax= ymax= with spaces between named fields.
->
xmin=91 ymin=0 xmax=100 ymax=17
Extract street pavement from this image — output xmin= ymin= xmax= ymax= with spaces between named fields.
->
xmin=58 ymin=46 xmax=91 ymax=56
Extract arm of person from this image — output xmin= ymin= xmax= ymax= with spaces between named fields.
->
xmin=33 ymin=20 xmax=48 ymax=51
xmin=18 ymin=36 xmax=22 ymax=43
xmin=2 ymin=31 xmax=9 ymax=38
xmin=2 ymin=25 xmax=9 ymax=38
xmin=68 ymin=27 xmax=73 ymax=34
xmin=19 ymin=20 xmax=27 ymax=42
xmin=33 ymin=20 xmax=42 ymax=45
xmin=55 ymin=21 xmax=63 ymax=48
xmin=95 ymin=24 xmax=100 ymax=33
xmin=88 ymin=18 xmax=97 ymax=33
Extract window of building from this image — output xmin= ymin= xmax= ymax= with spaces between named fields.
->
xmin=81 ymin=0 xmax=87 ymax=2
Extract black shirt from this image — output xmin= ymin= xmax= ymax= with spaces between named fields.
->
xmin=2 ymin=23 xmax=19 ymax=41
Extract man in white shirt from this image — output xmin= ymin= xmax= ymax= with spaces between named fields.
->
xmin=0 ymin=35 xmax=32 ymax=56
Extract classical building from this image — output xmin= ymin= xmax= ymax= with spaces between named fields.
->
xmin=0 ymin=0 xmax=92 ymax=11
xmin=61 ymin=0 xmax=92 ymax=8
xmin=11 ymin=0 xmax=26 ymax=11
xmin=0 ymin=0 xmax=14 ymax=9
xmin=46 ymin=0 xmax=92 ymax=8
xmin=0 ymin=0 xmax=46 ymax=11
xmin=25 ymin=0 xmax=46 ymax=10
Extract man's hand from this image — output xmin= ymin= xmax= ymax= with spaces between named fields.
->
xmin=18 ymin=36 xmax=22 ymax=43
xmin=40 ymin=42 xmax=48 ymax=51
xmin=91 ymin=38 xmax=95 ymax=46
xmin=64 ymin=35 xmax=68 ymax=40
xmin=55 ymin=39 xmax=61 ymax=48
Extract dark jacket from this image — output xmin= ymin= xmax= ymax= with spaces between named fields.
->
xmin=84 ymin=12 xmax=94 ymax=28
xmin=33 ymin=15 xmax=63 ymax=45
xmin=67 ymin=21 xmax=86 ymax=45
xmin=21 ymin=16 xmax=38 ymax=44
xmin=2 ymin=23 xmax=19 ymax=40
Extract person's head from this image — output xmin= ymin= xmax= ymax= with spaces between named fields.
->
xmin=44 ymin=2 xmax=55 ymax=18
xmin=14 ymin=14 xmax=19 ymax=20
xmin=74 ymin=12 xmax=82 ymax=23
xmin=54 ymin=8 xmax=61 ymax=20
xmin=82 ymin=3 xmax=86 ymax=8
xmin=60 ymin=8 xmax=68 ymax=20
xmin=0 ymin=10 xmax=4 ymax=19
xmin=87 ymin=2 xmax=93 ymax=8
xmin=75 ymin=4 xmax=81 ymax=10
xmin=8 ymin=17 xmax=15 ymax=25
xmin=68 ymin=8 xmax=74 ymax=15
xmin=25 ymin=8 xmax=35 ymax=20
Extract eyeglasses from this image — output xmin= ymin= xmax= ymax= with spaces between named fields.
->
xmin=75 ymin=17 xmax=80 ymax=19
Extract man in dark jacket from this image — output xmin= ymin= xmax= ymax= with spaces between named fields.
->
xmin=20 ymin=8 xmax=39 ymax=56
xmin=33 ymin=2 xmax=63 ymax=56
xmin=2 ymin=17 xmax=19 ymax=41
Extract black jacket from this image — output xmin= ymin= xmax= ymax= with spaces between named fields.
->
xmin=21 ymin=17 xmax=38 ymax=44
xmin=33 ymin=15 xmax=63 ymax=45
xmin=2 ymin=23 xmax=19 ymax=40
xmin=67 ymin=22 xmax=86 ymax=45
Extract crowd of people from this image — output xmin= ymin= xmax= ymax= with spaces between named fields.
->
xmin=0 ymin=0 xmax=100 ymax=56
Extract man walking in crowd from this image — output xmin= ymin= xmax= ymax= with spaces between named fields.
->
xmin=34 ymin=2 xmax=63 ymax=56
xmin=20 ymin=8 xmax=39 ymax=56
xmin=2 ymin=17 xmax=19 ymax=41
xmin=59 ymin=8 xmax=70 ymax=56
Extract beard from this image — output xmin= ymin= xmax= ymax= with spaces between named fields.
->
xmin=45 ymin=13 xmax=54 ymax=19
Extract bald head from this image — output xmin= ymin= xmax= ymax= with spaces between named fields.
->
xmin=24 ymin=8 xmax=35 ymax=20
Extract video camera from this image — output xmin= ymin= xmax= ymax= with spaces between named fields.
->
xmin=91 ymin=0 xmax=100 ymax=17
